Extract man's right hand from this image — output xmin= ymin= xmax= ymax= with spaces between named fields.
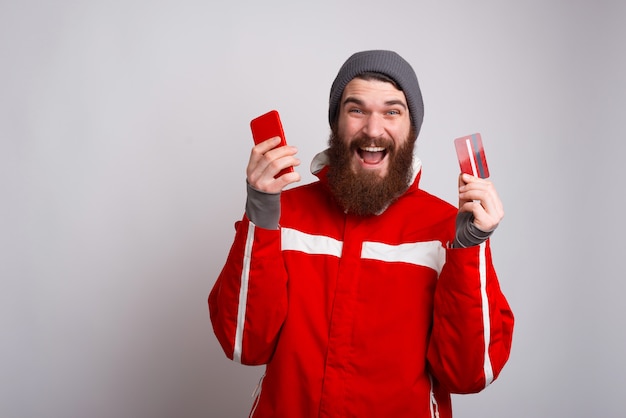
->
xmin=246 ymin=137 xmax=301 ymax=193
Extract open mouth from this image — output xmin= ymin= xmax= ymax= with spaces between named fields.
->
xmin=357 ymin=146 xmax=388 ymax=165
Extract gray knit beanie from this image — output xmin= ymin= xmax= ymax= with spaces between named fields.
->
xmin=328 ymin=50 xmax=424 ymax=136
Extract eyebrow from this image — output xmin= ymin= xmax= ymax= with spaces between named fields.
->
xmin=342 ymin=97 xmax=407 ymax=110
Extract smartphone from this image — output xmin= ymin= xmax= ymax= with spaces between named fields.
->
xmin=454 ymin=133 xmax=490 ymax=179
xmin=250 ymin=110 xmax=294 ymax=178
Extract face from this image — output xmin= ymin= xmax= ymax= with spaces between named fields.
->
xmin=336 ymin=78 xmax=413 ymax=178
xmin=326 ymin=77 xmax=416 ymax=216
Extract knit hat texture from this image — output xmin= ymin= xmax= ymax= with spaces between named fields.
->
xmin=328 ymin=50 xmax=424 ymax=135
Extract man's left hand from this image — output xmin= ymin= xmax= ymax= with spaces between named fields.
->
xmin=458 ymin=173 xmax=504 ymax=232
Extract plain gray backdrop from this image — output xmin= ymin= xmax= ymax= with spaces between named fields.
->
xmin=2 ymin=0 xmax=625 ymax=417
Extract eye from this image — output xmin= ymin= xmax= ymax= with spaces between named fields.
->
xmin=348 ymin=108 xmax=364 ymax=114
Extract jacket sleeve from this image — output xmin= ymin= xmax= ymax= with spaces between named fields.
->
xmin=208 ymin=215 xmax=289 ymax=365
xmin=427 ymin=240 xmax=514 ymax=393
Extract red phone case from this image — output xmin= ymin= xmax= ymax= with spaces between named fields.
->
xmin=250 ymin=110 xmax=294 ymax=178
xmin=454 ymin=133 xmax=490 ymax=178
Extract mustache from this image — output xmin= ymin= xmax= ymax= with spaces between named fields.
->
xmin=348 ymin=135 xmax=395 ymax=152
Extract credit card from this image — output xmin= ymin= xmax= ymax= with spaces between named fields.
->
xmin=454 ymin=133 xmax=490 ymax=178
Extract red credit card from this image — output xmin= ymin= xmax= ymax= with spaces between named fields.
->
xmin=454 ymin=133 xmax=490 ymax=178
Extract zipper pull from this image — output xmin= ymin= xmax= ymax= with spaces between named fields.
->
xmin=252 ymin=372 xmax=265 ymax=399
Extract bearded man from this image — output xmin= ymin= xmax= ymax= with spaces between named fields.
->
xmin=209 ymin=50 xmax=514 ymax=418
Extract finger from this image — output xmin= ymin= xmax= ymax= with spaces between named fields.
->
xmin=460 ymin=188 xmax=501 ymax=220
xmin=459 ymin=178 xmax=495 ymax=201
xmin=254 ymin=164 xmax=302 ymax=194
xmin=458 ymin=177 xmax=504 ymax=230
xmin=274 ymin=170 xmax=302 ymax=189
xmin=458 ymin=173 xmax=484 ymax=206
xmin=264 ymin=153 xmax=300 ymax=179
xmin=248 ymin=150 xmax=300 ymax=193
xmin=460 ymin=201 xmax=500 ymax=232
xmin=249 ymin=137 xmax=282 ymax=167
xmin=248 ymin=136 xmax=279 ymax=168
xmin=473 ymin=184 xmax=503 ymax=215
xmin=458 ymin=173 xmax=467 ymax=188
xmin=459 ymin=174 xmax=492 ymax=190
xmin=248 ymin=139 xmax=296 ymax=179
xmin=264 ymin=144 xmax=299 ymax=163
xmin=256 ymin=136 xmax=282 ymax=153
xmin=459 ymin=173 xmax=477 ymax=186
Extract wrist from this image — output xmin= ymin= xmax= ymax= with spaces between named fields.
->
xmin=454 ymin=212 xmax=493 ymax=248
xmin=245 ymin=181 xmax=281 ymax=230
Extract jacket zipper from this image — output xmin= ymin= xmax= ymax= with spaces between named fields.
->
xmin=249 ymin=372 xmax=266 ymax=418
xmin=428 ymin=374 xmax=440 ymax=418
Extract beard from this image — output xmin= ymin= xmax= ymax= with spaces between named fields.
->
xmin=326 ymin=127 xmax=416 ymax=216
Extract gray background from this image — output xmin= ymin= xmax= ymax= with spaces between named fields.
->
xmin=2 ymin=0 xmax=624 ymax=417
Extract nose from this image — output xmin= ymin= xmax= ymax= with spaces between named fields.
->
xmin=363 ymin=113 xmax=385 ymax=139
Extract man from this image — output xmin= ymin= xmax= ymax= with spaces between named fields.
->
xmin=209 ymin=50 xmax=514 ymax=418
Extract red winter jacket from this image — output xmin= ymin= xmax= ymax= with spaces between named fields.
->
xmin=209 ymin=154 xmax=514 ymax=418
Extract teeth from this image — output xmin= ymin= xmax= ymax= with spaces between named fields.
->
xmin=361 ymin=146 xmax=385 ymax=152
